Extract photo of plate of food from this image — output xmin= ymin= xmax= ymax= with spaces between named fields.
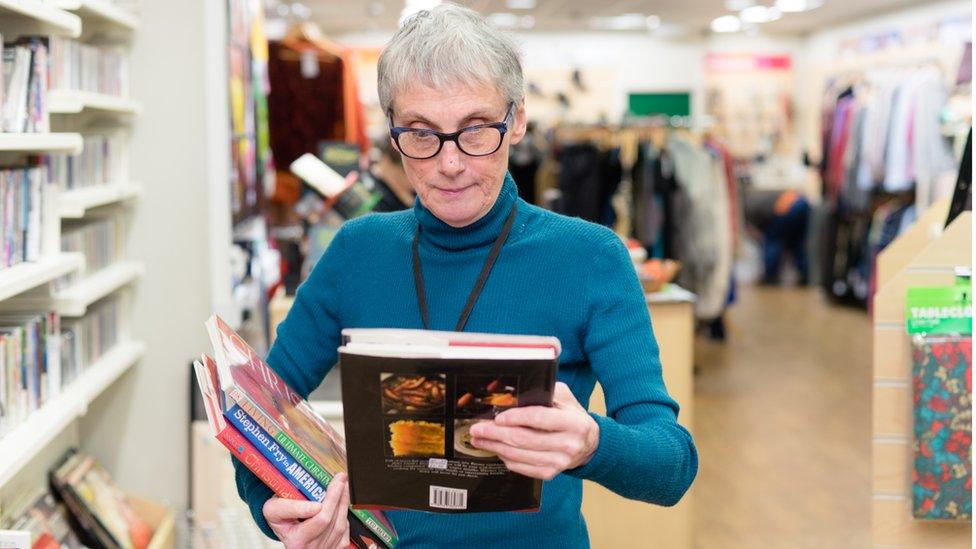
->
xmin=453 ymin=419 xmax=498 ymax=459
xmin=454 ymin=375 xmax=520 ymax=417
xmin=380 ymin=374 xmax=446 ymax=414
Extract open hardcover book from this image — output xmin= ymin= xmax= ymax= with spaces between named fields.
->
xmin=196 ymin=315 xmax=398 ymax=549
xmin=339 ymin=328 xmax=560 ymax=514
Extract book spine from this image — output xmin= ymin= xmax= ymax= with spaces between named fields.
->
xmin=224 ymin=404 xmax=327 ymax=502
xmin=217 ymin=421 xmax=303 ymax=500
xmin=229 ymin=389 xmax=397 ymax=548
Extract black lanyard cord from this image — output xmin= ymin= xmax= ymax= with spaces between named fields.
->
xmin=412 ymin=202 xmax=519 ymax=332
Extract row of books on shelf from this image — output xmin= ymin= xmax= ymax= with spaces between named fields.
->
xmin=0 ymin=296 xmax=119 ymax=437
xmin=1 ymin=166 xmax=45 ymax=270
xmin=50 ymin=134 xmax=124 ymax=192
xmin=0 ymin=449 xmax=163 ymax=549
xmin=49 ymin=37 xmax=128 ymax=98
xmin=57 ymin=217 xmax=119 ymax=289
xmin=1 ymin=37 xmax=48 ymax=133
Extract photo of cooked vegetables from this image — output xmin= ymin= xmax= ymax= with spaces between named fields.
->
xmin=380 ymin=374 xmax=446 ymax=414
xmin=387 ymin=420 xmax=446 ymax=457
xmin=454 ymin=375 xmax=520 ymax=417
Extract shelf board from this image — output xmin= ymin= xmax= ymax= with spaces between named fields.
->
xmin=48 ymin=90 xmax=142 ymax=115
xmin=3 ymin=261 xmax=144 ymax=316
xmin=0 ymin=0 xmax=81 ymax=38
xmin=0 ymin=340 xmax=145 ymax=488
xmin=59 ymin=184 xmax=141 ymax=218
xmin=0 ymin=253 xmax=83 ymax=303
xmin=51 ymin=0 xmax=138 ymax=31
xmin=0 ymin=133 xmax=83 ymax=154
xmin=53 ymin=261 xmax=144 ymax=316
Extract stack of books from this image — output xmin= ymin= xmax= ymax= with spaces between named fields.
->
xmin=0 ymin=312 xmax=61 ymax=437
xmin=0 ymin=166 xmax=45 ymax=270
xmin=194 ymin=315 xmax=398 ymax=549
xmin=61 ymin=295 xmax=120 ymax=376
xmin=48 ymin=38 xmax=128 ymax=97
xmin=1 ymin=37 xmax=49 ymax=133
xmin=49 ymin=450 xmax=155 ymax=548
xmin=49 ymin=134 xmax=124 ymax=192
xmin=57 ymin=217 xmax=119 ymax=289
xmin=0 ymin=488 xmax=82 ymax=548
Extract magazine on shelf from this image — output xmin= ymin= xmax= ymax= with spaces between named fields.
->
xmin=202 ymin=315 xmax=397 ymax=548
xmin=339 ymin=328 xmax=559 ymax=513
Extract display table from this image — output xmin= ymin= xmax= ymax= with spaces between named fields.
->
xmin=582 ymin=284 xmax=696 ymax=549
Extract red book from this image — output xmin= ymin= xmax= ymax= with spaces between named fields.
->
xmin=194 ymin=356 xmax=302 ymax=500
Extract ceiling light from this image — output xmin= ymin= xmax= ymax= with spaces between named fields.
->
xmin=774 ymin=0 xmax=822 ymax=12
xmin=488 ymin=12 xmax=520 ymax=28
xmin=710 ymin=15 xmax=742 ymax=33
xmin=740 ymin=5 xmax=781 ymax=23
xmin=725 ymin=0 xmax=755 ymax=10
xmin=589 ymin=13 xmax=654 ymax=31
xmin=506 ymin=0 xmax=537 ymax=9
xmin=646 ymin=15 xmax=661 ymax=30
xmin=520 ymin=15 xmax=536 ymax=29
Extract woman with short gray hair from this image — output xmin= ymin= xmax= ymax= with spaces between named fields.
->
xmin=235 ymin=4 xmax=697 ymax=547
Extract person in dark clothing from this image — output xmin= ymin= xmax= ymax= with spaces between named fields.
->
xmin=745 ymin=189 xmax=810 ymax=285
xmin=370 ymin=138 xmax=415 ymax=211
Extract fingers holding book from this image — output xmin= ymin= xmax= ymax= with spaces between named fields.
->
xmin=265 ymin=473 xmax=351 ymax=548
xmin=468 ymin=382 xmax=599 ymax=481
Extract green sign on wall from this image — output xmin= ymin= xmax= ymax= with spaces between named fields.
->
xmin=628 ymin=92 xmax=691 ymax=117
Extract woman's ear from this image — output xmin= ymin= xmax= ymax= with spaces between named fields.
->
xmin=508 ymin=100 xmax=528 ymax=145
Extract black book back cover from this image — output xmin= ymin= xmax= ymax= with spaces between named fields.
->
xmin=339 ymin=352 xmax=556 ymax=513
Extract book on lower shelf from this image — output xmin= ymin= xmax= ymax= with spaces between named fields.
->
xmin=339 ymin=329 xmax=559 ymax=514
xmin=0 ymin=488 xmax=81 ymax=549
xmin=57 ymin=217 xmax=120 ymax=290
xmin=49 ymin=449 xmax=158 ymax=549
xmin=0 ymin=311 xmax=61 ymax=437
xmin=198 ymin=314 xmax=398 ymax=548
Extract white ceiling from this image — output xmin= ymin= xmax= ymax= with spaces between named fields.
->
xmin=289 ymin=0 xmax=942 ymax=37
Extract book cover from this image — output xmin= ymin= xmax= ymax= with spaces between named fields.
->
xmin=204 ymin=315 xmax=397 ymax=548
xmin=193 ymin=356 xmax=303 ymax=501
xmin=338 ymin=329 xmax=559 ymax=513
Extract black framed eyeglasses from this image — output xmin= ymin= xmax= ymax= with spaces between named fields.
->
xmin=388 ymin=103 xmax=515 ymax=160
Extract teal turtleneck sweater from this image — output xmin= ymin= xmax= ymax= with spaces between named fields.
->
xmin=234 ymin=173 xmax=697 ymax=547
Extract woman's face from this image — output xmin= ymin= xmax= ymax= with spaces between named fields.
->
xmin=390 ymin=82 xmax=526 ymax=228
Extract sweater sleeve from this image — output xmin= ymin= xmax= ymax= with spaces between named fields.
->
xmin=233 ymin=226 xmax=348 ymax=539
xmin=565 ymin=235 xmax=698 ymax=506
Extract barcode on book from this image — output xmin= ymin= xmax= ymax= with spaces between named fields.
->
xmin=429 ymin=485 xmax=467 ymax=510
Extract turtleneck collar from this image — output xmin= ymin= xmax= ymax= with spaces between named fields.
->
xmin=413 ymin=172 xmax=518 ymax=251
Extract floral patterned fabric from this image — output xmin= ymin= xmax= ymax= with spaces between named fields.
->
xmin=912 ymin=335 xmax=972 ymax=520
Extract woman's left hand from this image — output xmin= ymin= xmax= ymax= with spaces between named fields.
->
xmin=469 ymin=382 xmax=600 ymax=480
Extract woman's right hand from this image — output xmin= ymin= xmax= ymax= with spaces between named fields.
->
xmin=263 ymin=473 xmax=350 ymax=548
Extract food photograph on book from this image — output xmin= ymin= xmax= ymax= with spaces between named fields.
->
xmin=339 ymin=328 xmax=559 ymax=514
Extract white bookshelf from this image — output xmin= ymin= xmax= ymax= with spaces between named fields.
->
xmin=48 ymin=90 xmax=142 ymax=115
xmin=59 ymin=184 xmax=141 ymax=218
xmin=0 ymin=133 xmax=83 ymax=153
xmin=0 ymin=253 xmax=83 ymax=302
xmin=51 ymin=0 xmax=138 ymax=31
xmin=0 ymin=0 xmax=80 ymax=38
xmin=1 ymin=260 xmax=144 ymax=316
xmin=0 ymin=340 xmax=145 ymax=487
xmin=0 ymin=0 xmax=145 ymax=496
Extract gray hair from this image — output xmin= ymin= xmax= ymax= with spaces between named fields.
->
xmin=377 ymin=3 xmax=524 ymax=114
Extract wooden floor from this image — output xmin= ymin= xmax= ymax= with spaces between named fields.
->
xmin=692 ymin=285 xmax=872 ymax=548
